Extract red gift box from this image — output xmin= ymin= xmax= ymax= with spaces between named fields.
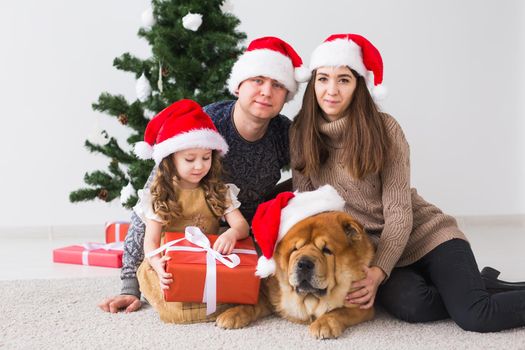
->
xmin=162 ymin=231 xmax=260 ymax=305
xmin=53 ymin=242 xmax=123 ymax=268
xmin=105 ymin=221 xmax=130 ymax=243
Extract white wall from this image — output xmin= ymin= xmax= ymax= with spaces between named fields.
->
xmin=0 ymin=0 xmax=523 ymax=229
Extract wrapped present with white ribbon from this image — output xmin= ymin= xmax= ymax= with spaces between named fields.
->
xmin=53 ymin=241 xmax=124 ymax=268
xmin=146 ymin=226 xmax=260 ymax=315
xmin=105 ymin=221 xmax=130 ymax=243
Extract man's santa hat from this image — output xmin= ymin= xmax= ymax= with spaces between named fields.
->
xmin=309 ymin=33 xmax=387 ymax=101
xmin=228 ymin=36 xmax=311 ymax=101
xmin=133 ymin=99 xmax=228 ymax=164
xmin=251 ymin=185 xmax=345 ymax=278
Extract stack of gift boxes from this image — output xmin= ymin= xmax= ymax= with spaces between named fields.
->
xmin=53 ymin=223 xmax=260 ymax=307
xmin=52 ymin=221 xmax=130 ymax=268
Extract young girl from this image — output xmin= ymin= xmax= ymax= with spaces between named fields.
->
xmin=290 ymin=34 xmax=525 ymax=332
xmin=133 ymin=99 xmax=249 ymax=323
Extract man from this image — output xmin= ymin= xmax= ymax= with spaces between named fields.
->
xmin=99 ymin=36 xmax=310 ymax=313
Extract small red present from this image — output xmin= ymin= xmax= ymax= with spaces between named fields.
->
xmin=105 ymin=221 xmax=130 ymax=243
xmin=53 ymin=242 xmax=124 ymax=268
xmin=151 ymin=227 xmax=260 ymax=315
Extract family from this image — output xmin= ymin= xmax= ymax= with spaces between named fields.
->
xmin=98 ymin=34 xmax=525 ymax=332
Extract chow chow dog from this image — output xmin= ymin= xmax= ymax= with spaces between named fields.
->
xmin=216 ymin=211 xmax=374 ymax=339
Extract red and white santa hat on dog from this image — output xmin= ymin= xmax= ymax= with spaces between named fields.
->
xmin=228 ymin=36 xmax=311 ymax=101
xmin=251 ymin=185 xmax=346 ymax=278
xmin=309 ymin=33 xmax=387 ymax=101
xmin=134 ymin=99 xmax=228 ymax=165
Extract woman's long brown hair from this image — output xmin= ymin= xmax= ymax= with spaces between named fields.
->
xmin=290 ymin=68 xmax=390 ymax=180
xmin=150 ymin=150 xmax=228 ymax=228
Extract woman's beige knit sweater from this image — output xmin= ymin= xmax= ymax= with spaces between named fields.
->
xmin=291 ymin=113 xmax=467 ymax=278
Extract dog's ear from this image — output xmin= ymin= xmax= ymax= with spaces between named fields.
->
xmin=339 ymin=213 xmax=365 ymax=242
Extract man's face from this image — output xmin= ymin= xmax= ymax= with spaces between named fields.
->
xmin=236 ymin=76 xmax=288 ymax=121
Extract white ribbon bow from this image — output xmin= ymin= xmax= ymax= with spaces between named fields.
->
xmin=80 ymin=242 xmax=124 ymax=266
xmin=146 ymin=226 xmax=256 ymax=315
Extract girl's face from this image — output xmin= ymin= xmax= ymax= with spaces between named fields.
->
xmin=236 ymin=76 xmax=288 ymax=122
xmin=314 ymin=66 xmax=357 ymax=122
xmin=172 ymin=148 xmax=213 ymax=189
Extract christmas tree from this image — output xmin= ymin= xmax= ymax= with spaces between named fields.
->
xmin=70 ymin=0 xmax=246 ymax=209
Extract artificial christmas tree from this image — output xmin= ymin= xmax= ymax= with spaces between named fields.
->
xmin=70 ymin=0 xmax=246 ymax=209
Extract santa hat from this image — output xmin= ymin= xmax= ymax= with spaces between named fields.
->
xmin=309 ymin=33 xmax=387 ymax=101
xmin=251 ymin=185 xmax=346 ymax=278
xmin=227 ymin=36 xmax=311 ymax=101
xmin=133 ymin=99 xmax=228 ymax=164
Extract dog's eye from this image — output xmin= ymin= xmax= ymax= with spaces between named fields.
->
xmin=322 ymin=247 xmax=332 ymax=255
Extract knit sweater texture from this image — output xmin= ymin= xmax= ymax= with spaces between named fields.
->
xmin=204 ymin=100 xmax=291 ymax=222
xmin=292 ymin=113 xmax=467 ymax=278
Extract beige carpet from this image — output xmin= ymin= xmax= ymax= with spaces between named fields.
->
xmin=1 ymin=277 xmax=523 ymax=349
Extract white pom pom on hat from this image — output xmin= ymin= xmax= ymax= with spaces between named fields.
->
xmin=133 ymin=141 xmax=153 ymax=160
xmin=294 ymin=65 xmax=312 ymax=84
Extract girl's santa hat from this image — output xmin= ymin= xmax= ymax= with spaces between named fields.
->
xmin=133 ymin=99 xmax=228 ymax=164
xmin=251 ymin=185 xmax=346 ymax=278
xmin=309 ymin=33 xmax=387 ymax=101
xmin=228 ymin=36 xmax=311 ymax=101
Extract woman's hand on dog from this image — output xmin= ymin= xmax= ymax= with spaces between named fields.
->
xmin=345 ymin=265 xmax=386 ymax=309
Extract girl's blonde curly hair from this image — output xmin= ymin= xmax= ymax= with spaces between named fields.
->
xmin=150 ymin=150 xmax=228 ymax=228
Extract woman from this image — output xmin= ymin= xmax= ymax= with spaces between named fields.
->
xmin=289 ymin=33 xmax=525 ymax=332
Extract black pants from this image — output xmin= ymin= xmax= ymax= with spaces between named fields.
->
xmin=377 ymin=239 xmax=525 ymax=332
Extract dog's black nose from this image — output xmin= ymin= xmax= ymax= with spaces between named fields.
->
xmin=297 ymin=258 xmax=314 ymax=272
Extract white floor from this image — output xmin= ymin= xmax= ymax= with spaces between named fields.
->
xmin=0 ymin=219 xmax=524 ymax=282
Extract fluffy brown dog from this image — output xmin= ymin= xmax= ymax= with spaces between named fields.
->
xmin=216 ymin=211 xmax=374 ymax=339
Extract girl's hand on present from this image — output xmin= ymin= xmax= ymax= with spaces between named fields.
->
xmin=148 ymin=255 xmax=173 ymax=290
xmin=213 ymin=229 xmax=238 ymax=255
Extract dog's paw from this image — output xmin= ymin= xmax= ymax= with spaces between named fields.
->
xmin=309 ymin=317 xmax=344 ymax=339
xmin=216 ymin=305 xmax=254 ymax=329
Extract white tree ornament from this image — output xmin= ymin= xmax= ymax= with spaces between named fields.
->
xmin=87 ymin=122 xmax=110 ymax=146
xmin=143 ymin=109 xmax=156 ymax=120
xmin=136 ymin=73 xmax=152 ymax=102
xmin=157 ymin=63 xmax=163 ymax=92
xmin=120 ymin=182 xmax=136 ymax=205
xmin=182 ymin=12 xmax=202 ymax=31
xmin=141 ymin=6 xmax=156 ymax=27
xmin=220 ymin=0 xmax=234 ymax=13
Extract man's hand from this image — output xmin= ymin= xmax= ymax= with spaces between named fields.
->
xmin=98 ymin=294 xmax=142 ymax=313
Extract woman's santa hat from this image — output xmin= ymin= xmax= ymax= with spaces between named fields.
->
xmin=309 ymin=33 xmax=387 ymax=101
xmin=251 ymin=185 xmax=345 ymax=278
xmin=133 ymin=99 xmax=228 ymax=164
xmin=228 ymin=36 xmax=311 ymax=101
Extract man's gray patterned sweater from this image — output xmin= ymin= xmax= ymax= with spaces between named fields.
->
xmin=121 ymin=100 xmax=291 ymax=297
